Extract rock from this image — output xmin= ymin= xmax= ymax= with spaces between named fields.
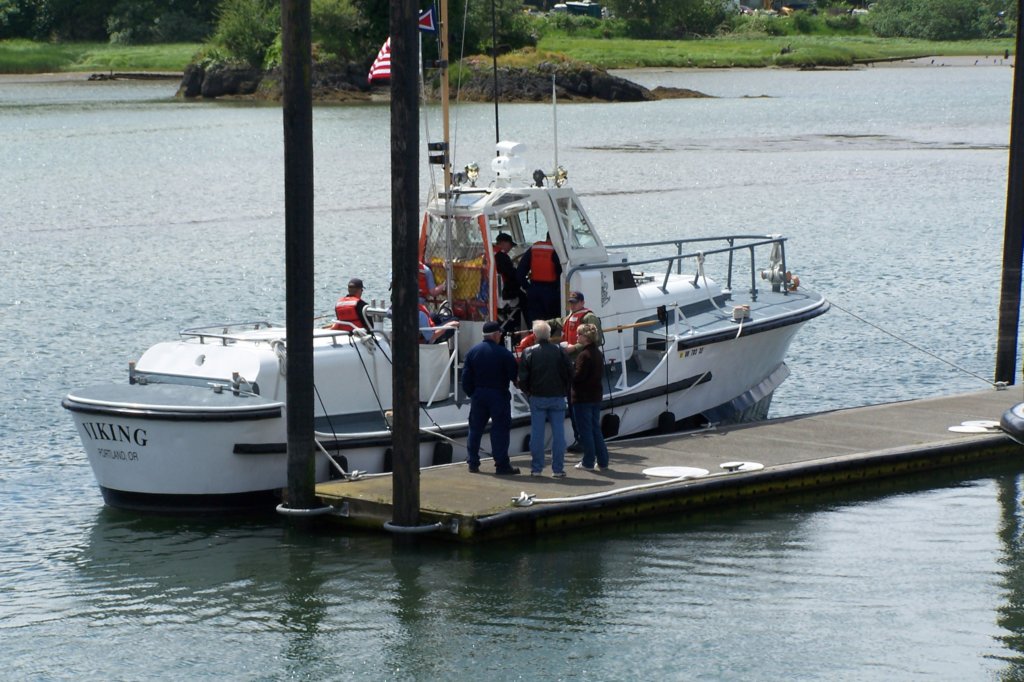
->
xmin=200 ymin=64 xmax=262 ymax=98
xmin=178 ymin=64 xmax=204 ymax=98
xmin=450 ymin=61 xmax=655 ymax=103
xmin=177 ymin=58 xmax=707 ymax=103
xmin=650 ymin=86 xmax=712 ymax=100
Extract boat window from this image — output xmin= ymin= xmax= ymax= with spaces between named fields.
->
xmin=556 ymin=197 xmax=599 ymax=249
xmin=513 ymin=201 xmax=553 ymax=249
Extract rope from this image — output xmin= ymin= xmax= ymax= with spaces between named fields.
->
xmin=828 ymin=299 xmax=1001 ymax=388
xmin=696 ymin=253 xmax=741 ymax=339
xmin=349 ymin=332 xmax=390 ymax=422
xmin=368 ymin=331 xmax=464 ymax=446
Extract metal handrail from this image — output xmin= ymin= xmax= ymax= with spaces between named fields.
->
xmin=179 ymin=320 xmax=277 ymax=345
xmin=572 ymin=234 xmax=787 ymax=296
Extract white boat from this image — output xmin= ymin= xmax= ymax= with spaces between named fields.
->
xmin=62 ymin=136 xmax=827 ymax=511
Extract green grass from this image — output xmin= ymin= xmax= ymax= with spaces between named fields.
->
xmin=535 ymin=35 xmax=1015 ymax=68
xmin=0 ymin=39 xmax=203 ymax=73
xmin=1 ymin=35 xmax=1015 ymax=74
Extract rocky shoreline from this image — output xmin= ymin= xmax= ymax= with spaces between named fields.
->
xmin=176 ymin=59 xmax=710 ymax=102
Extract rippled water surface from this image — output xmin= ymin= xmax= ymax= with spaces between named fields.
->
xmin=3 ymin=64 xmax=1024 ymax=679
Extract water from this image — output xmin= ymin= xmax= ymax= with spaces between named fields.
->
xmin=2 ymin=64 xmax=1024 ymax=679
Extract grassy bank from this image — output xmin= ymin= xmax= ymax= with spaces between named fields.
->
xmin=537 ymin=35 xmax=1015 ymax=68
xmin=0 ymin=35 xmax=1014 ymax=74
xmin=0 ymin=39 xmax=202 ymax=73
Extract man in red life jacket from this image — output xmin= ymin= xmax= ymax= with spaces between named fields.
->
xmin=418 ymin=261 xmax=445 ymax=302
xmin=515 ymin=233 xmax=561 ymax=324
xmin=333 ymin=278 xmax=373 ymax=330
xmin=515 ymin=290 xmax=603 ymax=359
xmin=515 ymin=291 xmax=603 ymax=451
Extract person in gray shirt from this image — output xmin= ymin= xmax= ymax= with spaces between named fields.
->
xmin=517 ymin=320 xmax=573 ymax=477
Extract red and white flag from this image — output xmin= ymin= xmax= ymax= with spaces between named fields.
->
xmin=367 ymin=37 xmax=391 ymax=84
xmin=366 ymin=8 xmax=438 ymax=84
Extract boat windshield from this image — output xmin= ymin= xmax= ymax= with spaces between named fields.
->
xmin=494 ymin=200 xmax=554 ymax=249
xmin=555 ymin=196 xmax=600 ymax=249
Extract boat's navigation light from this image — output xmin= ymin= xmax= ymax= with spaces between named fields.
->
xmin=532 ymin=169 xmax=546 ymax=187
xmin=452 ymin=162 xmax=481 ymax=188
xmin=554 ymin=166 xmax=568 ymax=187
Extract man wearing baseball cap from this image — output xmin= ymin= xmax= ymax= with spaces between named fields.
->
xmin=333 ymin=277 xmax=373 ymax=330
xmin=461 ymin=320 xmax=521 ymax=475
xmin=493 ymin=233 xmax=525 ymax=330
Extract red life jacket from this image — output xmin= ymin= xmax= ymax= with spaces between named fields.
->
xmin=515 ymin=332 xmax=536 ymax=358
xmin=529 ymin=241 xmax=558 ymax=283
xmin=334 ymin=296 xmax=366 ymax=329
xmin=562 ymin=308 xmax=592 ymax=345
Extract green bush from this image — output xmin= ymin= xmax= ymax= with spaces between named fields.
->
xmin=869 ymin=0 xmax=998 ymax=39
xmin=457 ymin=0 xmax=537 ymax=55
xmin=212 ymin=0 xmax=278 ymax=68
xmin=724 ymin=13 xmax=789 ymax=36
xmin=106 ymin=1 xmax=212 ymax=45
xmin=791 ymin=11 xmax=816 ymax=33
xmin=824 ymin=13 xmax=862 ymax=32
xmin=311 ymin=0 xmax=366 ymax=60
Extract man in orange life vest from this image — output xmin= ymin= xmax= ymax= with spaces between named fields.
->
xmin=516 ymin=233 xmax=561 ymax=324
xmin=546 ymin=290 xmax=603 ymax=453
xmin=418 ymin=261 xmax=445 ymax=302
xmin=333 ymin=278 xmax=373 ymax=330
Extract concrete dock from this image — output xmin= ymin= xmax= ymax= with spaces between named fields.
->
xmin=314 ymin=389 xmax=1024 ymax=542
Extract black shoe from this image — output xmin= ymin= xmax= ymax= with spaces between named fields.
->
xmin=567 ymin=441 xmax=582 ymax=453
xmin=495 ymin=467 xmax=521 ymax=476
xmin=467 ymin=465 xmax=480 ymax=473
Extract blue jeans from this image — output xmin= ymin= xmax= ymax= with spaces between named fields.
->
xmin=466 ymin=388 xmax=512 ymax=470
xmin=529 ymin=395 xmax=567 ymax=474
xmin=573 ymin=402 xmax=609 ymax=469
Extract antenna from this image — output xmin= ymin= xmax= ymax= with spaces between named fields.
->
xmin=552 ymin=74 xmax=558 ymax=176
xmin=491 ymin=0 xmax=500 ymax=144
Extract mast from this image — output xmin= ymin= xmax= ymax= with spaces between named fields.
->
xmin=430 ymin=0 xmax=455 ymax=305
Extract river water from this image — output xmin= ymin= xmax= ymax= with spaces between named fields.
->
xmin=3 ymin=62 xmax=1024 ymax=679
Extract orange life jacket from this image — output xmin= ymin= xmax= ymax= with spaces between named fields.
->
xmin=562 ymin=308 xmax=592 ymax=346
xmin=515 ymin=332 xmax=536 ymax=357
xmin=334 ymin=296 xmax=366 ymax=329
xmin=528 ymin=241 xmax=558 ymax=283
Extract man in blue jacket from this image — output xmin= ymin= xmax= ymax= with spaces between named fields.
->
xmin=462 ymin=321 xmax=520 ymax=475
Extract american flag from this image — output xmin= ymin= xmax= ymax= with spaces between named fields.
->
xmin=367 ymin=7 xmax=438 ymax=84
xmin=367 ymin=37 xmax=391 ymax=84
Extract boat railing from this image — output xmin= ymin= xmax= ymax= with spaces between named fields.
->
xmin=594 ymin=234 xmax=788 ymax=297
xmin=179 ymin=321 xmax=278 ymax=345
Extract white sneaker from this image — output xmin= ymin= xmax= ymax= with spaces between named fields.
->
xmin=574 ymin=462 xmax=595 ymax=470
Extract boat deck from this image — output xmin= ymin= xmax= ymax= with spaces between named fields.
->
xmin=312 ymin=388 xmax=1023 ymax=542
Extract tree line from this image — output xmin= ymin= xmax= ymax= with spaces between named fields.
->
xmin=0 ymin=0 xmax=1017 ymax=68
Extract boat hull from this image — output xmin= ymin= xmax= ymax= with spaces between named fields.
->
xmin=63 ymin=312 xmax=812 ymax=511
xmin=63 ymin=383 xmax=330 ymax=512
